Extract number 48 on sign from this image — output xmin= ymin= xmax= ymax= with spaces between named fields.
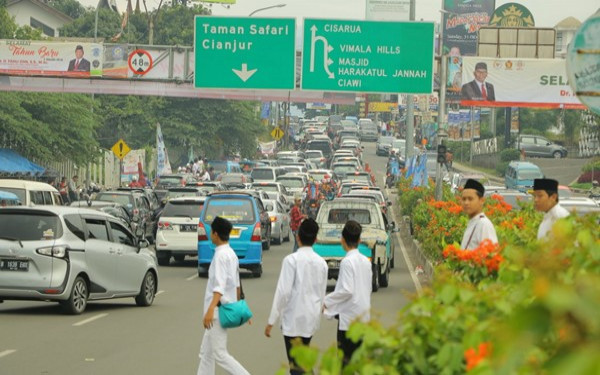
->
xmin=128 ymin=49 xmax=153 ymax=75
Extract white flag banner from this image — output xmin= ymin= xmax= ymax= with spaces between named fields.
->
xmin=259 ymin=141 xmax=277 ymax=155
xmin=460 ymin=57 xmax=585 ymax=109
xmin=156 ymin=123 xmax=172 ymax=176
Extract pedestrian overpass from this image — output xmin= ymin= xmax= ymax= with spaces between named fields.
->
xmin=0 ymin=43 xmax=355 ymax=104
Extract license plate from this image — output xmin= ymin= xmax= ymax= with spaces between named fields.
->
xmin=180 ymin=224 xmax=196 ymax=232
xmin=231 ymin=228 xmax=241 ymax=237
xmin=0 ymin=259 xmax=29 ymax=272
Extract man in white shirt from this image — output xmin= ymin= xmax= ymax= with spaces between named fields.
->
xmin=460 ymin=179 xmax=498 ymax=250
xmin=197 ymin=216 xmax=250 ymax=375
xmin=323 ymin=220 xmax=372 ymax=367
xmin=265 ymin=218 xmax=328 ymax=375
xmin=533 ymin=178 xmax=569 ymax=240
xmin=192 ymin=158 xmax=200 ymax=176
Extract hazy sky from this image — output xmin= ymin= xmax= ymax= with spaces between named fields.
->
xmin=84 ymin=0 xmax=599 ymax=28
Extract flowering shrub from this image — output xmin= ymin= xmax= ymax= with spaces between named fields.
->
xmin=443 ymin=240 xmax=503 ymax=283
xmin=464 ymin=342 xmax=492 ymax=371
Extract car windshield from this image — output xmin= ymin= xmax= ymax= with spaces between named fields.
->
xmin=333 ymin=165 xmax=357 ymax=175
xmin=277 ymin=178 xmax=304 ymax=188
xmin=305 ymin=151 xmax=322 ymax=158
xmin=518 ymin=170 xmax=544 ymax=179
xmin=327 ymin=209 xmax=371 ymax=224
xmin=220 ymin=175 xmax=243 ymax=183
xmin=95 ymin=193 xmax=133 ymax=207
xmin=208 ymin=162 xmax=228 ymax=173
xmin=347 ymin=174 xmax=369 ymax=183
xmin=162 ymin=201 xmax=204 ymax=218
xmin=379 ymin=137 xmax=395 ymax=145
xmin=392 ymin=139 xmax=406 ymax=148
xmin=252 ymin=184 xmax=278 ymax=192
xmin=342 ymin=185 xmax=367 ymax=194
xmin=310 ymin=172 xmax=329 ymax=182
xmin=252 ymin=169 xmax=274 ymax=180
xmin=203 ymin=198 xmax=255 ymax=224
xmin=0 ymin=211 xmax=63 ymax=241
xmin=165 ymin=190 xmax=198 ymax=199
xmin=157 ymin=176 xmax=183 ymax=186
xmin=0 ymin=187 xmax=26 ymax=203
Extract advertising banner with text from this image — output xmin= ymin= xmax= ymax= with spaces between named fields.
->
xmin=0 ymin=41 xmax=103 ymax=77
xmin=460 ymin=57 xmax=586 ymax=109
xmin=442 ymin=0 xmax=495 ymax=56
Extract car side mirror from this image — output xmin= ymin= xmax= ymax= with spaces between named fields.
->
xmin=138 ymin=239 xmax=149 ymax=249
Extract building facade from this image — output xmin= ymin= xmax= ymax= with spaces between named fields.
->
xmin=6 ymin=0 xmax=72 ymax=37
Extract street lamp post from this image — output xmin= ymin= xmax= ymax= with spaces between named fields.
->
xmin=435 ymin=8 xmax=449 ymax=201
xmin=248 ymin=3 xmax=286 ymax=17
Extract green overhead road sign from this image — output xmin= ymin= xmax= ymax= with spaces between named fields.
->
xmin=301 ymin=19 xmax=434 ymax=94
xmin=194 ymin=16 xmax=296 ymax=89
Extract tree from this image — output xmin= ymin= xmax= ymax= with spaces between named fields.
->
xmin=47 ymin=0 xmax=87 ymax=19
xmin=0 ymin=3 xmax=17 ymax=39
xmin=0 ymin=93 xmax=100 ymax=164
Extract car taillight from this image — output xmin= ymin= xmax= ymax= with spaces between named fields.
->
xmin=133 ymin=208 xmax=140 ymax=216
xmin=251 ymin=222 xmax=261 ymax=242
xmin=158 ymin=221 xmax=173 ymax=230
xmin=270 ymin=216 xmax=277 ymax=222
xmin=198 ymin=222 xmax=208 ymax=241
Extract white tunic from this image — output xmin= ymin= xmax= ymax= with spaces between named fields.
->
xmin=323 ymin=249 xmax=372 ymax=331
xmin=460 ymin=213 xmax=498 ymax=250
xmin=203 ymin=244 xmax=240 ymax=316
xmin=267 ymin=246 xmax=328 ymax=337
xmin=537 ymin=203 xmax=570 ymax=240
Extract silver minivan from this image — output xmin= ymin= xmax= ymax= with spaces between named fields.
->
xmin=358 ymin=119 xmax=378 ymax=141
xmin=0 ymin=206 xmax=158 ymax=314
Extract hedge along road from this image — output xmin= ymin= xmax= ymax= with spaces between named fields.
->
xmin=0 ymin=143 xmax=419 ymax=375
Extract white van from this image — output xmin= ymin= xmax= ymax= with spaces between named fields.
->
xmin=358 ymin=118 xmax=378 ymax=141
xmin=0 ymin=179 xmax=63 ymax=206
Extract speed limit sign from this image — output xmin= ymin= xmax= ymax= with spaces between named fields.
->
xmin=128 ymin=49 xmax=153 ymax=75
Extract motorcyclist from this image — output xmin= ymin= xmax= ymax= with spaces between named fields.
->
xmin=320 ymin=175 xmax=335 ymax=201
xmin=129 ymin=175 xmax=143 ymax=188
xmin=386 ymin=151 xmax=401 ymax=188
xmin=303 ymin=178 xmax=321 ymax=217
xmin=590 ymin=180 xmax=600 ymax=197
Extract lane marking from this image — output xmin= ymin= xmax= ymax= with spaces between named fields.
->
xmin=156 ymin=290 xmax=165 ymax=296
xmin=0 ymin=350 xmax=17 ymax=358
xmin=186 ymin=274 xmax=198 ymax=281
xmin=72 ymin=313 xmax=108 ymax=327
xmin=385 ymin=182 xmax=423 ymax=297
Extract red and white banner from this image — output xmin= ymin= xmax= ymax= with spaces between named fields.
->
xmin=0 ymin=40 xmax=103 ymax=77
xmin=460 ymin=57 xmax=585 ymax=109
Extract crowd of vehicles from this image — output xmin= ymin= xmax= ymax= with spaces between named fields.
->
xmin=1 ymin=115 xmax=599 ymax=314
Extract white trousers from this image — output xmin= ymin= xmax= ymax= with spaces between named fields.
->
xmin=197 ymin=318 xmax=250 ymax=375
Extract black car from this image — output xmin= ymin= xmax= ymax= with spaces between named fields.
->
xmin=69 ymin=200 xmax=133 ymax=230
xmin=93 ymin=190 xmax=155 ymax=242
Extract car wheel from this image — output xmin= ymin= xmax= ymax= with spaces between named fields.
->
xmin=252 ymin=265 xmax=263 ymax=278
xmin=553 ymin=151 xmax=562 ymax=159
xmin=263 ymin=228 xmax=271 ymax=250
xmin=157 ymin=252 xmax=170 ymax=266
xmin=275 ymin=226 xmax=283 ymax=245
xmin=390 ymin=246 xmax=395 ymax=269
xmin=198 ymin=264 xmax=209 ymax=278
xmin=135 ymin=271 xmax=156 ymax=307
xmin=61 ymin=276 xmax=88 ymax=315
xmin=372 ymin=263 xmax=379 ymax=292
xmin=379 ymin=259 xmax=390 ymax=287
xmin=173 ymin=254 xmax=185 ymax=262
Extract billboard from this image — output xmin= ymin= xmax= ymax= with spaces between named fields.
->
xmin=442 ymin=0 xmax=496 ymax=56
xmin=0 ymin=40 xmax=103 ymax=77
xmin=366 ymin=0 xmax=410 ymax=21
xmin=460 ymin=57 xmax=586 ymax=109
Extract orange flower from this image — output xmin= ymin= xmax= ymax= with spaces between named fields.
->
xmin=465 ymin=342 xmax=492 ymax=371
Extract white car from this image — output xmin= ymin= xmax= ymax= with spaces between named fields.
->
xmin=263 ymin=199 xmax=291 ymax=245
xmin=0 ymin=206 xmax=158 ymax=314
xmin=155 ymin=197 xmax=206 ymax=266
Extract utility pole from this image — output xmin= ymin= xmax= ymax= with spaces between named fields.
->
xmin=434 ymin=5 xmax=447 ymax=201
xmin=405 ymin=0 xmax=416 ymax=161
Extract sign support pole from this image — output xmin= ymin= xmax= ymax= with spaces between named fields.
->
xmin=405 ymin=0 xmax=416 ymax=161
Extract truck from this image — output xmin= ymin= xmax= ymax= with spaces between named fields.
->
xmin=312 ymin=199 xmax=395 ymax=292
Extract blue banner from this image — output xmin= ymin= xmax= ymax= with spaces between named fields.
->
xmin=260 ymin=102 xmax=271 ymax=119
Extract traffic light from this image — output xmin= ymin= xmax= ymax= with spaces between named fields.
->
xmin=437 ymin=144 xmax=447 ymax=164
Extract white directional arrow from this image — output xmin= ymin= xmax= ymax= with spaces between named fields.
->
xmin=232 ymin=63 xmax=257 ymax=82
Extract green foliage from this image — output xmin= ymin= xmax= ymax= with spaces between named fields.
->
xmin=293 ymin=199 xmax=599 ymax=374
xmin=0 ymin=92 xmax=99 ymax=164
xmin=0 ymin=7 xmax=17 ymax=39
xmin=46 ymin=0 xmax=87 ymax=19
xmin=151 ymin=5 xmax=209 ymax=46
xmin=496 ymin=148 xmax=521 ymax=176
xmin=499 ymin=148 xmax=521 ymax=162
xmin=581 ymin=157 xmax=600 ymax=173
xmin=60 ymin=9 xmax=130 ymax=41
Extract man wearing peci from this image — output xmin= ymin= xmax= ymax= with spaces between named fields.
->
xmin=67 ymin=45 xmax=91 ymax=72
xmin=461 ymin=62 xmax=495 ymax=101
